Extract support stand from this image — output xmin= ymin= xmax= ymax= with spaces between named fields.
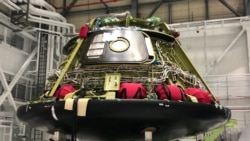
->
xmin=142 ymin=127 xmax=156 ymax=141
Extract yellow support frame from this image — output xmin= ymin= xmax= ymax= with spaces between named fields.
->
xmin=204 ymin=119 xmax=237 ymax=141
xmin=46 ymin=38 xmax=84 ymax=97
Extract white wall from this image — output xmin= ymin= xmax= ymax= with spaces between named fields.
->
xmin=171 ymin=17 xmax=250 ymax=132
xmin=171 ymin=17 xmax=250 ymax=76
xmin=0 ymin=42 xmax=29 ymax=74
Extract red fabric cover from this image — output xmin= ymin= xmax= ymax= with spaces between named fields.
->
xmin=154 ymin=84 xmax=185 ymax=101
xmin=184 ymin=88 xmax=212 ymax=104
xmin=54 ymin=84 xmax=76 ymax=99
xmin=78 ymin=25 xmax=89 ymax=38
xmin=117 ymin=83 xmax=147 ymax=99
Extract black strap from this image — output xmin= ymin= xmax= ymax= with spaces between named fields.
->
xmin=177 ymin=86 xmax=186 ymax=101
xmin=161 ymin=84 xmax=171 ymax=100
xmin=71 ymin=98 xmax=78 ymax=141
xmin=133 ymin=87 xmax=143 ymax=99
xmin=119 ymin=89 xmax=127 ymax=98
xmin=119 ymin=87 xmax=144 ymax=99
xmin=77 ymin=89 xmax=87 ymax=98
xmin=55 ymin=86 xmax=62 ymax=101
xmin=56 ymin=88 xmax=62 ymax=101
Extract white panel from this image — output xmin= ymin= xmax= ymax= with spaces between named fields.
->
xmin=171 ymin=17 xmax=249 ymax=75
xmin=0 ymin=43 xmax=28 ymax=74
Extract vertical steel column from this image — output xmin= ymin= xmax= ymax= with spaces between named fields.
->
xmin=245 ymin=0 xmax=250 ymax=16
xmin=188 ymin=0 xmax=190 ymax=21
xmin=63 ymin=0 xmax=67 ymax=13
xmin=205 ymin=0 xmax=209 ymax=20
xmin=131 ymin=0 xmax=138 ymax=18
xmin=168 ymin=3 xmax=172 ymax=24
xmin=245 ymin=26 xmax=250 ymax=72
xmin=3 ymin=27 xmax=7 ymax=44
xmin=26 ymin=0 xmax=30 ymax=23
xmin=63 ymin=0 xmax=78 ymax=16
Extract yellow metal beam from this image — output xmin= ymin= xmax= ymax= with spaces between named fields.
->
xmin=46 ymin=39 xmax=84 ymax=97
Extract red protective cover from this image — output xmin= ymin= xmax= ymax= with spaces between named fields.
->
xmin=117 ymin=83 xmax=147 ymax=99
xmin=54 ymin=84 xmax=76 ymax=99
xmin=154 ymin=84 xmax=185 ymax=101
xmin=184 ymin=88 xmax=212 ymax=104
xmin=78 ymin=25 xmax=89 ymax=38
